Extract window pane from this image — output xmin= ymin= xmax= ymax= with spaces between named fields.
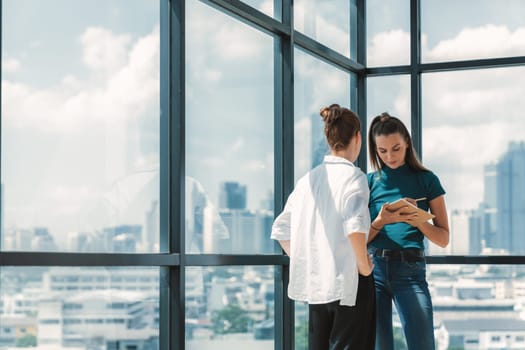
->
xmin=429 ymin=264 xmax=525 ymax=349
xmin=366 ymin=0 xmax=410 ymax=67
xmin=422 ymin=0 xmax=525 ymax=63
xmin=1 ymin=0 xmax=160 ymax=253
xmin=185 ymin=1 xmax=274 ymax=254
xmin=294 ymin=0 xmax=357 ymax=59
xmin=366 ymin=75 xmax=411 ymax=172
xmin=422 ymin=67 xmax=525 ymax=255
xmin=185 ymin=266 xmax=274 ymax=349
xmin=294 ymin=48 xmax=352 ymax=182
xmin=240 ymin=0 xmax=279 ymax=20
xmin=0 ymin=267 xmax=159 ymax=348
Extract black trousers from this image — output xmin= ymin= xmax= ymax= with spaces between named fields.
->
xmin=308 ymin=274 xmax=376 ymax=350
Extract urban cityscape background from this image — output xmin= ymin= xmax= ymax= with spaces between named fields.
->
xmin=2 ymin=0 xmax=525 ymax=350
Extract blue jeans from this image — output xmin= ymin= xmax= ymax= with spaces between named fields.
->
xmin=372 ymin=256 xmax=435 ymax=350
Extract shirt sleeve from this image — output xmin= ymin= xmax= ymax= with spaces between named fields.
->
xmin=270 ymin=191 xmax=295 ymax=241
xmin=342 ymin=174 xmax=371 ymax=237
xmin=424 ymin=171 xmax=446 ymax=200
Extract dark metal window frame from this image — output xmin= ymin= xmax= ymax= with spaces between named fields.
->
xmin=2 ymin=1 xmax=525 ymax=349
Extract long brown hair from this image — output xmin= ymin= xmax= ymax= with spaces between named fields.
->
xmin=319 ymin=104 xmax=360 ymax=151
xmin=368 ymin=112 xmax=427 ymax=172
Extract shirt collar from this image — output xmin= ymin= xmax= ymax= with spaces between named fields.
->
xmin=382 ymin=163 xmax=411 ymax=174
xmin=323 ymin=155 xmax=356 ymax=167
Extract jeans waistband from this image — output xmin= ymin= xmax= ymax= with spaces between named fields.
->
xmin=372 ymin=248 xmax=425 ymax=262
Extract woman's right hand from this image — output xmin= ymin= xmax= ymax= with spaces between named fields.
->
xmin=358 ymin=254 xmax=374 ymax=276
xmin=375 ymin=202 xmax=416 ymax=227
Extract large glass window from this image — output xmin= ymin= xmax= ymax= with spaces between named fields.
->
xmin=9 ymin=0 xmax=525 ymax=349
xmin=0 ymin=267 xmax=159 ymax=349
xmin=185 ymin=1 xmax=274 ymax=255
xmin=1 ymin=0 xmax=160 ymax=253
xmin=423 ymin=67 xmax=525 ymax=256
xmin=422 ymin=0 xmax=525 ymax=63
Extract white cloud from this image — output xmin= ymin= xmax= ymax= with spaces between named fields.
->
xmin=426 ymin=25 xmax=525 ymax=62
xmin=2 ymin=58 xmax=21 ymax=72
xmin=2 ymin=25 xmax=160 ymax=132
xmin=213 ymin=25 xmax=266 ymax=61
xmin=367 ymin=29 xmax=410 ymax=67
xmin=423 ymin=67 xmax=525 ymax=127
xmin=80 ymin=27 xmax=132 ymax=72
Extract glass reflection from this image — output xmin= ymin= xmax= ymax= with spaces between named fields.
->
xmin=0 ymin=267 xmax=159 ymax=349
xmin=1 ymin=0 xmax=160 ymax=253
xmin=423 ymin=67 xmax=525 ymax=255
xmin=185 ymin=266 xmax=274 ymax=350
xmin=185 ymin=1 xmax=274 ymax=254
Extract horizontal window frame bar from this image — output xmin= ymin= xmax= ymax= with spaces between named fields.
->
xmin=367 ymin=56 xmax=525 ymax=77
xmin=294 ymin=31 xmax=365 ymax=74
xmin=0 ymin=252 xmax=288 ymax=266
xmin=185 ymin=254 xmax=289 ymax=266
xmin=3 ymin=252 xmax=525 ymax=266
xmin=426 ymin=255 xmax=525 ymax=265
xmin=0 ymin=252 xmax=179 ymax=266
xmin=201 ymin=0 xmax=290 ymax=37
xmin=420 ymin=56 xmax=525 ymax=73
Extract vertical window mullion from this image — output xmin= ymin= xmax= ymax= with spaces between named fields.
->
xmin=160 ymin=0 xmax=185 ymax=349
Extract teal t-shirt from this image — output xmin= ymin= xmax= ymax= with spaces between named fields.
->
xmin=367 ymin=164 xmax=445 ymax=250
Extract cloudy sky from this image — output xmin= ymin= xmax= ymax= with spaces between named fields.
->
xmin=2 ymin=0 xmax=525 ymax=250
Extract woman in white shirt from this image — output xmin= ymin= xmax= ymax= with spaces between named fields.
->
xmin=271 ymin=104 xmax=376 ymax=350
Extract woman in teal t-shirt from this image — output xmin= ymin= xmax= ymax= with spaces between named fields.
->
xmin=367 ymin=112 xmax=450 ymax=350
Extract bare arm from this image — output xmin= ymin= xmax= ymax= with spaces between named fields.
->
xmin=348 ymin=233 xmax=373 ymax=276
xmin=278 ymin=240 xmax=291 ymax=256
xmin=414 ymin=195 xmax=449 ymax=247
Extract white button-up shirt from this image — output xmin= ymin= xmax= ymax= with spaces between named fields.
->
xmin=271 ymin=155 xmax=370 ymax=306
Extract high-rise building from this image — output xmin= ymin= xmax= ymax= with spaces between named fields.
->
xmin=495 ymin=142 xmax=525 ymax=254
xmin=219 ymin=182 xmax=247 ymax=210
xmin=447 ymin=210 xmax=470 ymax=255
xmin=482 ymin=163 xmax=498 ymax=248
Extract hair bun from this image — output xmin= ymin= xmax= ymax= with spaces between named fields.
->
xmin=320 ymin=104 xmax=342 ymax=123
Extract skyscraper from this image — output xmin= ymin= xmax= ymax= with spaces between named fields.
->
xmin=219 ymin=182 xmax=247 ymax=210
xmin=482 ymin=163 xmax=498 ymax=248
xmin=495 ymin=142 xmax=525 ymax=254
